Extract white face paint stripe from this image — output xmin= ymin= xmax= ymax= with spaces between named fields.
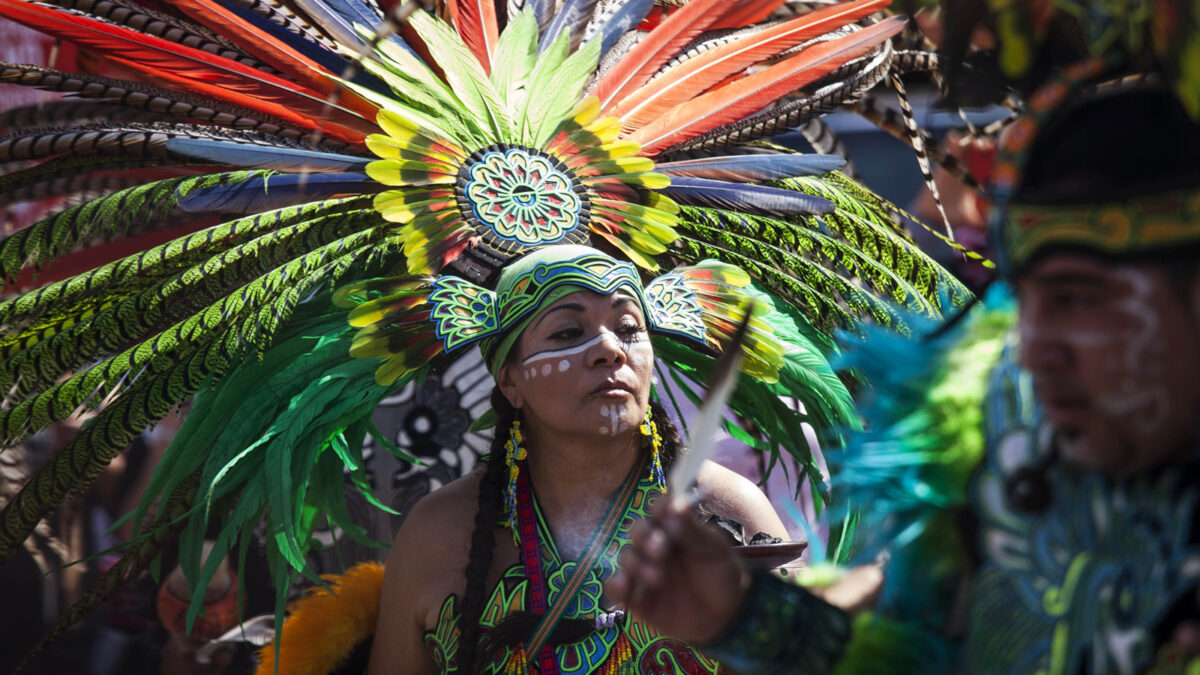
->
xmin=522 ymin=333 xmax=615 ymax=365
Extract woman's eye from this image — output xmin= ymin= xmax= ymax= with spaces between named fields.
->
xmin=618 ymin=323 xmax=645 ymax=338
xmin=549 ymin=327 xmax=582 ymax=341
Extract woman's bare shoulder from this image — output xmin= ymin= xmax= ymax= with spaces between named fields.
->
xmin=391 ymin=466 xmax=485 ymax=558
xmin=695 ymin=460 xmax=788 ymax=539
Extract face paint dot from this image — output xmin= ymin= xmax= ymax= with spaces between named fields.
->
xmin=599 ymin=426 xmax=609 ymax=434
xmin=542 ymin=363 xmax=552 ymax=376
xmin=600 ymin=405 xmax=609 ymax=416
xmin=558 ymin=359 xmax=569 ymax=372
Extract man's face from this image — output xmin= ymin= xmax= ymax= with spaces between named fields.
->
xmin=1017 ymin=253 xmax=1200 ymax=477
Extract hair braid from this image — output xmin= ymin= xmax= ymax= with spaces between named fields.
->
xmin=457 ymin=387 xmax=514 ymax=675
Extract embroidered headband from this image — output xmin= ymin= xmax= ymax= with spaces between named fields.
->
xmin=427 ymin=246 xmax=708 ymax=372
xmin=990 ymin=57 xmax=1200 ymax=272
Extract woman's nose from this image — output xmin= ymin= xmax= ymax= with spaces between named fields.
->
xmin=588 ymin=332 xmax=626 ymax=367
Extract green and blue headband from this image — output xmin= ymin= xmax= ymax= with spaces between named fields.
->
xmin=991 ymin=57 xmax=1200 ymax=273
xmin=337 ymin=246 xmax=782 ymax=386
xmin=427 ymin=246 xmax=708 ymax=372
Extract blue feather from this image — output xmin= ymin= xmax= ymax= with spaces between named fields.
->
xmin=593 ymin=0 xmax=654 ymax=58
xmin=538 ymin=0 xmax=601 ymax=52
xmin=657 ymin=153 xmax=846 ymax=182
xmin=177 ymin=172 xmax=380 ymax=214
xmin=529 ymin=0 xmax=556 ymax=29
xmin=290 ymin=0 xmax=414 ymax=56
xmin=166 ymin=138 xmax=371 ymax=172
xmin=210 ymin=0 xmax=391 ymax=95
xmin=662 ymin=176 xmax=836 ymax=216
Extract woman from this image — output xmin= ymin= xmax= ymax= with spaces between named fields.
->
xmin=369 ymin=245 xmax=788 ymax=674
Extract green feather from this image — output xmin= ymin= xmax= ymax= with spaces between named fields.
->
xmin=490 ymin=8 xmax=540 ymax=129
xmin=0 ymin=207 xmax=385 ymax=404
xmin=408 ymin=10 xmax=511 ymax=144
xmin=520 ymin=32 xmax=600 ymax=146
xmin=0 ymin=172 xmax=262 ymax=281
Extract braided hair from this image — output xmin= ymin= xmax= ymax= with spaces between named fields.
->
xmin=456 ymin=394 xmax=684 ymax=673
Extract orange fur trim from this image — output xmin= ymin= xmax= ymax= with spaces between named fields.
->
xmin=255 ymin=562 xmax=385 ymax=675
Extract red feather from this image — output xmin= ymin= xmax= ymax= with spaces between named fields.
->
xmin=612 ymin=0 xmax=891 ymax=131
xmin=592 ymin=0 xmax=728 ymax=111
xmin=709 ymin=0 xmax=788 ymax=30
xmin=0 ymin=0 xmax=375 ymax=141
xmin=155 ymin=0 xmax=379 ymax=119
xmin=625 ymin=15 xmax=905 ymax=155
xmin=448 ymin=0 xmax=499 ymax=73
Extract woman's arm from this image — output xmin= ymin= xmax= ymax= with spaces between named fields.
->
xmin=370 ymin=471 xmax=482 ymax=675
xmin=368 ymin=498 xmax=443 ymax=675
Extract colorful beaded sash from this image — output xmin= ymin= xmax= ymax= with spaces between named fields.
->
xmin=513 ymin=458 xmax=642 ymax=675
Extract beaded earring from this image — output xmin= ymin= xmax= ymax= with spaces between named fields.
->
xmin=640 ymin=408 xmax=665 ymax=488
xmin=503 ymin=418 xmax=527 ymax=531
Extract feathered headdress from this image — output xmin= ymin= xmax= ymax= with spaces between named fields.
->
xmin=0 ymin=0 xmax=969 ymax=646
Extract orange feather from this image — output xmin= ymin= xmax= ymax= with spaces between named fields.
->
xmin=156 ymin=0 xmax=379 ymax=118
xmin=449 ymin=0 xmax=499 ymax=73
xmin=255 ymin=563 xmax=384 ymax=675
xmin=710 ymin=0 xmax=788 ymax=30
xmin=591 ymin=0 xmax=727 ymax=111
xmin=612 ymin=0 xmax=891 ymax=131
xmin=625 ymin=15 xmax=905 ymax=155
xmin=0 ymin=0 xmax=375 ymax=141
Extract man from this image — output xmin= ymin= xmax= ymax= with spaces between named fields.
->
xmin=608 ymin=84 xmax=1200 ymax=674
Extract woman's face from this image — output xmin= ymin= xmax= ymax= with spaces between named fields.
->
xmin=498 ymin=289 xmax=655 ymax=440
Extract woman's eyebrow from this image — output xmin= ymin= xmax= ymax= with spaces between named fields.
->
xmin=531 ymin=302 xmax=585 ymax=331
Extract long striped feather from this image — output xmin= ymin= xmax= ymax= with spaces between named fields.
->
xmin=0 ymin=0 xmax=375 ymax=141
xmin=0 ymin=208 xmax=382 ymax=403
xmin=0 ymin=62 xmax=305 ymax=138
xmin=590 ymin=0 xmax=654 ymax=58
xmin=626 ymin=16 xmax=905 ymax=154
xmin=611 ymin=0 xmax=889 ymax=129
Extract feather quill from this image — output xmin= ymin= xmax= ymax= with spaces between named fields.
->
xmin=611 ymin=0 xmax=890 ymax=130
xmin=626 ymin=15 xmax=906 ymax=154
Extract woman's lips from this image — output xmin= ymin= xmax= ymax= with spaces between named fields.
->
xmin=591 ymin=381 xmax=634 ymax=397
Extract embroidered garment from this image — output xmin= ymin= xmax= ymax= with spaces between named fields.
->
xmin=424 ymin=471 xmax=727 ymax=675
xmin=967 ymin=359 xmax=1200 ymax=674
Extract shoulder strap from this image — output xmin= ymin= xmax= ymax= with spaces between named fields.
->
xmin=514 ymin=459 xmax=643 ymax=671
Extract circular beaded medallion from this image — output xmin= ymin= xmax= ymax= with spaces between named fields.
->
xmin=457 ymin=145 xmax=591 ymax=253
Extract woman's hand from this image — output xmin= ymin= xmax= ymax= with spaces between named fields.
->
xmin=607 ymin=498 xmax=888 ymax=645
xmin=606 ymin=499 xmax=750 ymax=645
